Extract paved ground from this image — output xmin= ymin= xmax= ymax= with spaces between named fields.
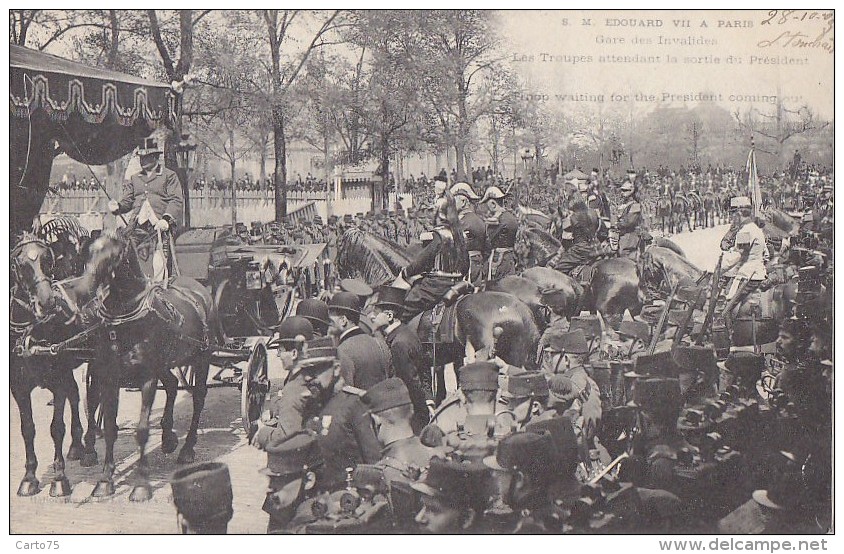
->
xmin=9 ymin=224 xmax=730 ymax=534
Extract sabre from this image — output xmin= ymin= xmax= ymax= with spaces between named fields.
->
xmin=589 ymin=452 xmax=629 ymax=484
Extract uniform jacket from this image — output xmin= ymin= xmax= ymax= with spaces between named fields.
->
xmin=378 ymin=436 xmax=438 ymax=484
xmin=569 ymin=206 xmax=601 ymax=244
xmin=384 ymin=322 xmax=434 ymax=407
xmin=253 ymin=378 xmax=317 ymax=450
xmin=486 ymin=210 xmax=519 ymax=249
xmin=116 ymin=163 xmax=184 ymax=228
xmin=459 ymin=209 xmax=488 ymax=253
xmin=405 ymin=227 xmax=468 ymax=277
xmin=338 ymin=327 xmax=393 ymax=390
xmin=314 ymin=386 xmax=383 ymax=489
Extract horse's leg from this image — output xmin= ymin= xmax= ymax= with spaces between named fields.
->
xmin=65 ymin=369 xmax=84 ymax=462
xmin=129 ymin=374 xmax=158 ymax=501
xmin=159 ymin=369 xmax=179 ymax=455
xmin=92 ymin=368 xmax=119 ymax=498
xmin=12 ymin=380 xmax=40 ymax=496
xmin=178 ymin=354 xmax=209 ymax=465
xmin=81 ymin=363 xmax=100 ymax=467
xmin=48 ymin=386 xmax=71 ymax=497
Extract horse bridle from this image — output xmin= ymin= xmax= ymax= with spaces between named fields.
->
xmin=11 ymin=237 xmax=56 ymax=318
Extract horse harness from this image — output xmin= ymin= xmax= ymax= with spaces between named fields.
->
xmin=97 ymin=283 xmax=211 ymax=355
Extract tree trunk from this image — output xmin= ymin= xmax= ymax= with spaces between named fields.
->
xmin=259 ymin=145 xmax=267 ymax=185
xmin=272 ymin=106 xmax=287 ymax=221
xmin=378 ymin=140 xmax=390 ymax=213
xmin=229 ymin=131 xmax=238 ymax=228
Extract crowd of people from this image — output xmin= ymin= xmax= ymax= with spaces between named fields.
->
xmin=190 ymin=164 xmax=833 ymax=534
xmin=36 ymin=141 xmax=832 ymax=534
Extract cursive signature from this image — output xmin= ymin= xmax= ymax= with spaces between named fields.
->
xmin=757 ymin=25 xmax=834 ymax=54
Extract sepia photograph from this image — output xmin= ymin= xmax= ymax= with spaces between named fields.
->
xmin=7 ymin=7 xmax=834 ymax=537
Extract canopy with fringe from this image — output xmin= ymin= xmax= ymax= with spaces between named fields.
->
xmin=10 ymin=44 xmax=174 ymax=233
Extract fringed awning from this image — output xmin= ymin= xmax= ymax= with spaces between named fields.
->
xmin=10 ymin=44 xmax=174 ymax=128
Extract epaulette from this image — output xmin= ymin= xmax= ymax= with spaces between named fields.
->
xmin=342 ymin=385 xmax=366 ymax=397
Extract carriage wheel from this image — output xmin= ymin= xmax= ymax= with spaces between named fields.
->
xmin=240 ymin=340 xmax=270 ymax=439
xmin=214 ymin=279 xmax=238 ymax=342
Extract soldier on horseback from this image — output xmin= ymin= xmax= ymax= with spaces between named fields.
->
xmin=450 ymin=182 xmax=487 ymax=288
xmin=108 ymin=137 xmax=183 ymax=283
xmin=481 ymin=186 xmax=519 ymax=281
xmin=616 ymin=179 xmax=644 ymax=260
xmin=398 ymin=194 xmax=470 ymax=323
xmin=550 ymin=187 xmax=604 ymax=278
xmin=721 ymin=196 xmax=768 ymax=310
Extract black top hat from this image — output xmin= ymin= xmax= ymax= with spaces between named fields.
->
xmin=375 ymin=285 xmax=407 ymax=313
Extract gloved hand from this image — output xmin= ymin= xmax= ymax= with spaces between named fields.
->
xmin=108 ymin=200 xmax=119 ymax=214
xmin=154 ymin=218 xmax=170 ymax=232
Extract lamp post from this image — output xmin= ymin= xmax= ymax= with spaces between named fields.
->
xmin=175 ymin=133 xmax=197 ymax=228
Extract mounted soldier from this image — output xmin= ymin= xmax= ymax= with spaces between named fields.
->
xmin=450 ymin=182 xmax=487 ymax=288
xmin=616 ymin=179 xmax=644 ymax=260
xmin=397 ymin=194 xmax=470 ymax=323
xmin=550 ymin=184 xmax=604 ymax=279
xmin=721 ymin=196 xmax=768 ymax=310
xmin=481 ymin=186 xmax=519 ymax=282
xmin=108 ymin=137 xmax=183 ymax=283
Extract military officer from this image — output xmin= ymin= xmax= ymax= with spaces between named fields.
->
xmin=288 ymin=342 xmax=383 ymax=490
xmin=329 ymin=291 xmax=392 ymax=390
xmin=551 ymin=189 xmax=603 ymax=277
xmin=363 ymin=378 xmax=439 ymax=485
xmin=411 ymin=457 xmax=491 ymax=533
xmin=370 ymin=286 xmax=435 ymax=432
xmin=616 ymin=180 xmax=644 ymax=260
xmin=722 ymin=196 xmax=768 ymax=306
xmin=109 ymin=137 xmax=183 ymax=282
xmin=260 ymin=433 xmax=324 ymax=533
xmin=495 ymin=371 xmax=552 ymax=432
xmin=450 ymin=182 xmax=487 ymax=288
xmin=481 ymin=186 xmax=519 ymax=281
xmin=251 ymin=316 xmax=317 ymax=448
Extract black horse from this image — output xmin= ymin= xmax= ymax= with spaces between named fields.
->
xmin=79 ymin=231 xmax=216 ymax=501
xmin=336 ymin=229 xmax=540 ymax=392
xmin=10 ymin=234 xmax=89 ymax=497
